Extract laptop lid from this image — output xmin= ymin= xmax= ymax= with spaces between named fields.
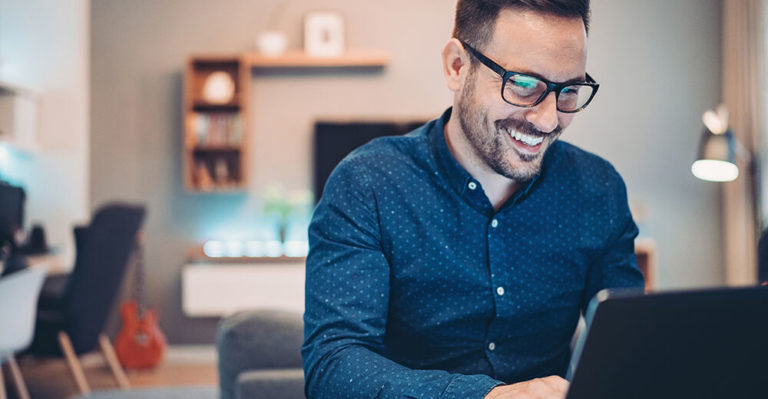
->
xmin=565 ymin=286 xmax=768 ymax=399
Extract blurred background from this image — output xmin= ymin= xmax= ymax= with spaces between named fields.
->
xmin=1 ymin=0 xmax=759 ymax=385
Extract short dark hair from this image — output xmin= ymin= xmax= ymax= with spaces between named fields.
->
xmin=453 ymin=0 xmax=590 ymax=50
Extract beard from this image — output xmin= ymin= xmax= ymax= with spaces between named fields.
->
xmin=456 ymin=72 xmax=562 ymax=181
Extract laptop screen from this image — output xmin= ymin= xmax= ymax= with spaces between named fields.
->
xmin=566 ymin=286 xmax=768 ymax=399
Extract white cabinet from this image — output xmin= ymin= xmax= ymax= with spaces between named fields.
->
xmin=182 ymin=260 xmax=305 ymax=317
xmin=0 ymin=81 xmax=39 ymax=151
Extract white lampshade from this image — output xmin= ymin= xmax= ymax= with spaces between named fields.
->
xmin=691 ymin=159 xmax=739 ymax=182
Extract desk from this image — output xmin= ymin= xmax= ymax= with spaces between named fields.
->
xmin=27 ymin=252 xmax=71 ymax=275
xmin=635 ymin=238 xmax=656 ymax=291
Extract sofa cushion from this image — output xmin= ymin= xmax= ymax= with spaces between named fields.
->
xmin=236 ymin=369 xmax=304 ymax=399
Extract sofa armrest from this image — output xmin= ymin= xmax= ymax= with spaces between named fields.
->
xmin=217 ymin=310 xmax=304 ymax=399
xmin=236 ymin=368 xmax=304 ymax=399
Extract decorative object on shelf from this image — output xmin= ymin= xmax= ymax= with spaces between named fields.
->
xmin=201 ymin=71 xmax=236 ymax=105
xmin=214 ymin=158 xmax=231 ymax=185
xmin=256 ymin=31 xmax=288 ymax=57
xmin=194 ymin=161 xmax=214 ymax=190
xmin=692 ymin=104 xmax=746 ymax=182
xmin=304 ymin=11 xmax=345 ymax=57
xmin=263 ymin=185 xmax=313 ymax=244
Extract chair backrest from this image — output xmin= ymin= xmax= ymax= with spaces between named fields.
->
xmin=62 ymin=203 xmax=146 ymax=354
xmin=216 ymin=310 xmax=304 ymax=399
xmin=759 ymin=228 xmax=768 ymax=283
xmin=0 ymin=267 xmax=46 ymax=360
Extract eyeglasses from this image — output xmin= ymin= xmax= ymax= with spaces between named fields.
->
xmin=461 ymin=41 xmax=599 ymax=113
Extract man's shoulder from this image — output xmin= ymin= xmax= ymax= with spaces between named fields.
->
xmin=548 ymin=140 xmax=625 ymax=190
xmin=340 ymin=125 xmax=432 ymax=171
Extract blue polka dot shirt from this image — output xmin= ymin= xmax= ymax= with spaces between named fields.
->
xmin=303 ymin=108 xmax=645 ymax=398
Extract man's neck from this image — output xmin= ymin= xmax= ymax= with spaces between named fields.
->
xmin=444 ymin=117 xmax=519 ymax=211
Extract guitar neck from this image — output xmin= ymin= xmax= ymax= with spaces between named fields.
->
xmin=132 ymin=235 xmax=147 ymax=317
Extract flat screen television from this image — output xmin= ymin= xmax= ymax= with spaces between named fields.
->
xmin=313 ymin=120 xmax=426 ymax=203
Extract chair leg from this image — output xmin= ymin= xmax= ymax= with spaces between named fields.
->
xmin=0 ymin=361 xmax=7 ymax=399
xmin=7 ymin=357 xmax=30 ymax=399
xmin=98 ymin=334 xmax=130 ymax=389
xmin=57 ymin=331 xmax=91 ymax=395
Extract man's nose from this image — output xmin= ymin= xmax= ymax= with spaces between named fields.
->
xmin=524 ymin=92 xmax=559 ymax=133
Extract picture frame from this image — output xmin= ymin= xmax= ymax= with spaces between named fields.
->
xmin=304 ymin=11 xmax=345 ymax=57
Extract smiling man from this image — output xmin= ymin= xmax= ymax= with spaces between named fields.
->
xmin=303 ymin=1 xmax=644 ymax=398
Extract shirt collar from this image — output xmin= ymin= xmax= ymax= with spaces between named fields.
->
xmin=428 ymin=107 xmax=545 ymax=209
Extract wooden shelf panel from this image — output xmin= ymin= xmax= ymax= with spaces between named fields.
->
xmin=191 ymin=145 xmax=242 ymax=152
xmin=245 ymin=50 xmax=389 ymax=68
xmin=192 ymin=102 xmax=241 ymax=112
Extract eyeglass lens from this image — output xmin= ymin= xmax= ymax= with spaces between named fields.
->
xmin=503 ymin=74 xmax=595 ymax=112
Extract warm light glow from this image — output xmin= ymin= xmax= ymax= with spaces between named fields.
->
xmin=284 ymin=240 xmax=309 ymax=257
xmin=264 ymin=240 xmax=283 ymax=257
xmin=224 ymin=241 xmax=244 ymax=257
xmin=203 ymin=240 xmax=225 ymax=257
xmin=245 ymin=241 xmax=265 ymax=257
xmin=692 ymin=159 xmax=739 ymax=182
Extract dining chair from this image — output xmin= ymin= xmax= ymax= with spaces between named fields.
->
xmin=0 ymin=267 xmax=46 ymax=399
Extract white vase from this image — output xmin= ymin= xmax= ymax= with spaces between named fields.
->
xmin=256 ymin=31 xmax=288 ymax=57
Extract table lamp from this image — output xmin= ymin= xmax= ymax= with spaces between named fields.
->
xmin=692 ymin=104 xmax=741 ymax=182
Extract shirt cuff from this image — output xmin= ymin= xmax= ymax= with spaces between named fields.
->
xmin=441 ymin=374 xmax=504 ymax=399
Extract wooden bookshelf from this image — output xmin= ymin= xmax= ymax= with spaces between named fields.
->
xmin=183 ymin=56 xmax=250 ymax=192
xmin=183 ymin=50 xmax=389 ymax=192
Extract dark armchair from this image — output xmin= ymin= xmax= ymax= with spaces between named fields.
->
xmin=27 ymin=203 xmax=146 ymax=395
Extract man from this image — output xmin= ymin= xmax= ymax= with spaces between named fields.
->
xmin=303 ymin=1 xmax=644 ymax=398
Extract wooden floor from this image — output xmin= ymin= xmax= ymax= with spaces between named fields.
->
xmin=3 ymin=347 xmax=218 ymax=399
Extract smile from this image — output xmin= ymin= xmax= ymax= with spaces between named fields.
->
xmin=505 ymin=128 xmax=544 ymax=146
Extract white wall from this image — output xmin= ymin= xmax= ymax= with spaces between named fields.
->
xmin=0 ymin=0 xmax=90 ymax=264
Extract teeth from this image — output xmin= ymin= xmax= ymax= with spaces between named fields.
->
xmin=506 ymin=128 xmax=544 ymax=146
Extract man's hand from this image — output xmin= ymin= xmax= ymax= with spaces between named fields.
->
xmin=484 ymin=376 xmax=569 ymax=399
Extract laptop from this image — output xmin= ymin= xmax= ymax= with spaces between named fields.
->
xmin=565 ymin=286 xmax=768 ymax=399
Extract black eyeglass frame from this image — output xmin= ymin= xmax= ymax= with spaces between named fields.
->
xmin=461 ymin=41 xmax=599 ymax=113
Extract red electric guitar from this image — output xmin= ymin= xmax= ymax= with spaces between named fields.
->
xmin=115 ymin=231 xmax=167 ymax=369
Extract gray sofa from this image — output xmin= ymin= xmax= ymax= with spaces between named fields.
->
xmin=216 ymin=310 xmax=305 ymax=399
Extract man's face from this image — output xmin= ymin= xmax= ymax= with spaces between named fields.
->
xmin=456 ymin=9 xmax=587 ymax=181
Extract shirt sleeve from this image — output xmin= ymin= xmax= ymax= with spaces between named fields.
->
xmin=581 ymin=174 xmax=646 ymax=312
xmin=302 ymin=157 xmax=503 ymax=399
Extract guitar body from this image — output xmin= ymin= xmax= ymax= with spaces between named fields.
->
xmin=115 ymin=299 xmax=167 ymax=369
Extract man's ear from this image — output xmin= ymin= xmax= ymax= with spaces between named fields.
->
xmin=442 ymin=38 xmax=470 ymax=93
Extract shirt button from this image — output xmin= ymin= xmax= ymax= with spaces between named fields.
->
xmin=491 ymin=219 xmax=499 ymax=228
xmin=488 ymin=342 xmax=496 ymax=351
xmin=468 ymin=181 xmax=477 ymax=190
xmin=496 ymin=286 xmax=505 ymax=296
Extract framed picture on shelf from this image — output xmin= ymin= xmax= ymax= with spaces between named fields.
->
xmin=304 ymin=11 xmax=345 ymax=57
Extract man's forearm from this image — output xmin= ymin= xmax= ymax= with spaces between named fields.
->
xmin=304 ymin=343 xmax=502 ymax=399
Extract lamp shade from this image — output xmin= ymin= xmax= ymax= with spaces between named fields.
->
xmin=692 ymin=128 xmax=739 ymax=182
